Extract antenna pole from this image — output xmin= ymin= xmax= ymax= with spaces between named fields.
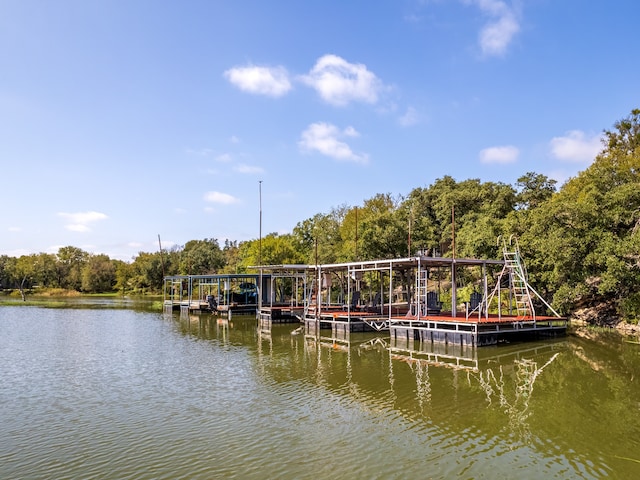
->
xmin=158 ymin=234 xmax=166 ymax=278
xmin=259 ymin=180 xmax=263 ymax=311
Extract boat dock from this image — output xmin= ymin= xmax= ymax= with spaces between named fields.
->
xmin=163 ymin=273 xmax=267 ymax=315
xmin=256 ymin=237 xmax=567 ymax=346
xmin=166 ymin=237 xmax=567 ymax=346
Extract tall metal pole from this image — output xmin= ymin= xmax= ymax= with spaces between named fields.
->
xmin=451 ymin=205 xmax=456 ymax=317
xmin=355 ymin=206 xmax=358 ymax=261
xmin=158 ymin=234 xmax=166 ymax=278
xmin=451 ymin=205 xmax=455 ymax=259
xmin=259 ymin=180 xmax=263 ymax=266
xmin=408 ymin=205 xmax=413 ymax=257
xmin=158 ymin=234 xmax=166 ymax=303
xmin=259 ymin=180 xmax=263 ymax=311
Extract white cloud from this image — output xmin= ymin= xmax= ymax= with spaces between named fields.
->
xmin=343 ymin=126 xmax=360 ymax=137
xmin=58 ymin=211 xmax=108 ymax=232
xmin=8 ymin=226 xmax=21 ymax=232
xmin=479 ymin=145 xmax=519 ymax=164
xmin=299 ymin=122 xmax=369 ymax=164
xmin=467 ymin=0 xmax=521 ymax=57
xmin=203 ymin=191 xmax=240 ymax=204
xmin=224 ymin=64 xmax=292 ymax=97
xmin=300 ymin=54 xmax=383 ymax=106
xmin=229 ymin=135 xmax=240 ymax=144
xmin=399 ymin=106 xmax=420 ymax=126
xmin=186 ymin=147 xmax=213 ymax=156
xmin=215 ymin=153 xmax=233 ymax=163
xmin=549 ymin=130 xmax=603 ymax=163
xmin=234 ymin=164 xmax=265 ymax=174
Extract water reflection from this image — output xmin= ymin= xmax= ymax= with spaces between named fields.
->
xmin=256 ymin=317 xmax=568 ymax=433
xmin=6 ymin=305 xmax=640 ymax=478
xmin=167 ymin=313 xmax=639 ymax=478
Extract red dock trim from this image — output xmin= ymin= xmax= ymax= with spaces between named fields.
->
xmin=396 ymin=312 xmax=563 ymax=325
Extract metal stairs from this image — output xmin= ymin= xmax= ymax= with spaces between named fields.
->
xmin=484 ymin=236 xmax=562 ymax=320
xmin=502 ymin=241 xmax=534 ymax=318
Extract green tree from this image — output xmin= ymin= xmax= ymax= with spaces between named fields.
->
xmin=523 ymin=108 xmax=640 ymax=322
xmin=114 ymin=260 xmax=132 ymax=294
xmin=179 ymin=238 xmax=225 ymax=275
xmin=11 ymin=255 xmax=37 ymax=300
xmin=81 ymin=254 xmax=117 ymax=293
xmin=130 ymin=252 xmax=165 ymax=292
xmin=515 ymin=172 xmax=557 ymax=210
xmin=221 ymin=239 xmax=241 ymax=273
xmin=292 ymin=206 xmax=347 ymax=264
xmin=604 ymin=108 xmax=640 ymax=155
xmin=238 ymin=233 xmax=304 ymax=269
xmin=0 ymin=255 xmax=12 ymax=289
xmin=57 ymin=246 xmax=89 ymax=291
xmin=358 ymin=193 xmax=407 ymax=260
xmin=32 ymin=253 xmax=59 ymax=288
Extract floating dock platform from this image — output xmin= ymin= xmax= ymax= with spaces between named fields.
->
xmin=389 ymin=312 xmax=567 ymax=347
xmin=296 ymin=309 xmax=566 ymax=346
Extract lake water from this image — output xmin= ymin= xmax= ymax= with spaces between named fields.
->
xmin=1 ymin=302 xmax=640 ymax=479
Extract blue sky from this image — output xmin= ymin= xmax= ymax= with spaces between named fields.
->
xmin=1 ymin=0 xmax=638 ymax=261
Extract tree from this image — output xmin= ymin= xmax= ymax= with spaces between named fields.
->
xmin=32 ymin=253 xmax=59 ymax=288
xmin=604 ymin=108 xmax=640 ymax=156
xmin=114 ymin=260 xmax=132 ymax=294
xmin=221 ymin=239 xmax=241 ymax=273
xmin=292 ymin=206 xmax=347 ymax=264
xmin=12 ymin=255 xmax=37 ymax=300
xmin=130 ymin=252 xmax=165 ymax=292
xmin=0 ymin=255 xmax=12 ymax=289
xmin=57 ymin=246 xmax=89 ymax=290
xmin=179 ymin=238 xmax=225 ymax=275
xmin=238 ymin=233 xmax=304 ymax=269
xmin=358 ymin=193 xmax=407 ymax=260
xmin=81 ymin=254 xmax=117 ymax=293
xmin=522 ymin=108 xmax=640 ymax=322
xmin=515 ymin=172 xmax=557 ymax=210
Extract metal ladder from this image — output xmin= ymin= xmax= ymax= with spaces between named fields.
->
xmin=502 ymin=238 xmax=534 ymax=318
xmin=415 ymin=266 xmax=428 ymax=317
xmin=304 ymin=276 xmax=318 ymax=318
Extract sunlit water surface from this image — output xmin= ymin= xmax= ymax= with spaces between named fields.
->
xmin=2 ymin=304 xmax=640 ymax=479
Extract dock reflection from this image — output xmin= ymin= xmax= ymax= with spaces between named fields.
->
xmin=388 ymin=336 xmax=566 ymax=439
xmin=390 ymin=335 xmax=479 ymax=371
xmin=177 ymin=312 xmax=567 ymax=440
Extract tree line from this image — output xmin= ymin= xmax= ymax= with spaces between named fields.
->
xmin=2 ymin=109 xmax=639 ymax=324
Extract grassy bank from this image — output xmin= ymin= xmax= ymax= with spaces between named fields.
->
xmin=0 ymin=289 xmax=163 ymax=309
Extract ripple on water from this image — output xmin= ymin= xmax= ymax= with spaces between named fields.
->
xmin=0 ymin=308 xmax=629 ymax=479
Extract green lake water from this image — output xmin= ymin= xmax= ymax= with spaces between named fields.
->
xmin=1 ymin=302 xmax=640 ymax=479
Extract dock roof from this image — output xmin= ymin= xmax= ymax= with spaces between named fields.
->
xmin=251 ymin=255 xmax=503 ymax=273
